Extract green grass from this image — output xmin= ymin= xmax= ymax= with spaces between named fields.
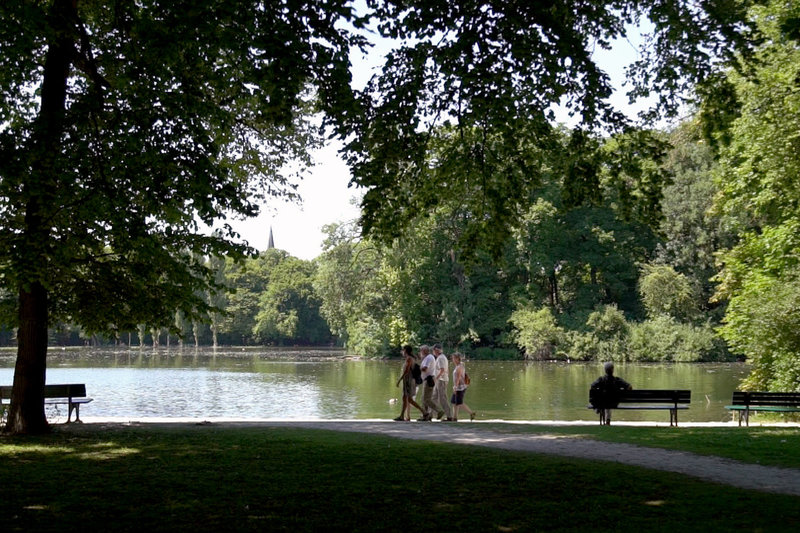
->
xmin=1 ymin=424 xmax=799 ymax=532
xmin=481 ymin=423 xmax=800 ymax=469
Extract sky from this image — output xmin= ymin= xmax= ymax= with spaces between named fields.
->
xmin=221 ymin=16 xmax=388 ymax=261
xmin=224 ymin=19 xmax=652 ymax=261
xmin=225 ymin=140 xmax=362 ymax=260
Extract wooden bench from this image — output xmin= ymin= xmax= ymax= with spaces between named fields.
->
xmin=725 ymin=391 xmax=800 ymax=427
xmin=589 ymin=389 xmax=691 ymax=426
xmin=0 ymin=384 xmax=93 ymax=423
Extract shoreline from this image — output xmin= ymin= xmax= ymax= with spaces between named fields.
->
xmin=75 ymin=416 xmax=799 ymax=428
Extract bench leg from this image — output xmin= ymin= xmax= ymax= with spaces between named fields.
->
xmin=670 ymin=409 xmax=678 ymax=427
xmin=67 ymin=402 xmax=81 ymax=423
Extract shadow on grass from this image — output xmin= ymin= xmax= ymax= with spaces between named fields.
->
xmin=1 ymin=425 xmax=799 ymax=532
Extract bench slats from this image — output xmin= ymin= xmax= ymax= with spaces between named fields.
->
xmin=614 ymin=405 xmax=690 ymax=410
xmin=1 ymin=383 xmax=87 ymax=399
xmin=617 ymin=390 xmax=691 ymax=404
xmin=731 ymin=391 xmax=800 ymax=405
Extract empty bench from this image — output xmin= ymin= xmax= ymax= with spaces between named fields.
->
xmin=725 ymin=391 xmax=800 ymax=427
xmin=589 ymin=389 xmax=691 ymax=426
xmin=0 ymin=384 xmax=93 ymax=423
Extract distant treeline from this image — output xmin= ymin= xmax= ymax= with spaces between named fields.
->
xmin=0 ymin=121 xmax=734 ymax=362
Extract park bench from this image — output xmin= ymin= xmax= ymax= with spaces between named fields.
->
xmin=0 ymin=383 xmax=92 ymax=423
xmin=725 ymin=391 xmax=800 ymax=427
xmin=589 ymin=389 xmax=691 ymax=427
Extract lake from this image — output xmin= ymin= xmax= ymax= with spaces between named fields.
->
xmin=0 ymin=347 xmax=750 ymax=423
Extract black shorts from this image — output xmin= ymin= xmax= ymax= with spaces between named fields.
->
xmin=451 ymin=390 xmax=466 ymax=405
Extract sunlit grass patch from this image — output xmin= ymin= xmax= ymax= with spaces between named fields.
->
xmin=480 ymin=422 xmax=800 ymax=469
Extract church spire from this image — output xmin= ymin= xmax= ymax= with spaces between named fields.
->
xmin=267 ymin=226 xmax=275 ymax=250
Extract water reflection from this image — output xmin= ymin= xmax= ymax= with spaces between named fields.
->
xmin=0 ymin=348 xmax=750 ymax=422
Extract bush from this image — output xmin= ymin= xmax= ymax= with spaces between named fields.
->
xmin=628 ymin=316 xmax=728 ymax=362
xmin=509 ymin=306 xmax=564 ymax=360
xmin=345 ymin=317 xmax=393 ymax=357
xmin=639 ymin=264 xmax=699 ymax=321
xmin=563 ymin=330 xmax=596 ymax=361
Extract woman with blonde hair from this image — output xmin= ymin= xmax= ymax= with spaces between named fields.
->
xmin=450 ymin=353 xmax=476 ymax=421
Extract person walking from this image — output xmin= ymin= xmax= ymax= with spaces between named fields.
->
xmin=419 ymin=345 xmax=441 ymax=421
xmin=395 ymin=345 xmax=424 ymax=421
xmin=432 ymin=343 xmax=452 ymax=421
xmin=589 ymin=361 xmax=632 ymax=425
xmin=451 ymin=353 xmax=475 ymax=422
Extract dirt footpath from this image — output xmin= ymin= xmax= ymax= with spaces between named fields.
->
xmin=247 ymin=420 xmax=800 ymax=497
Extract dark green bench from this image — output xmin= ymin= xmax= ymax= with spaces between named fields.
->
xmin=0 ymin=384 xmax=93 ymax=423
xmin=726 ymin=391 xmax=800 ymax=427
xmin=589 ymin=389 xmax=691 ymax=426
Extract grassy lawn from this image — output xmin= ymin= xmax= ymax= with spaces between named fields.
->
xmin=482 ymin=423 xmax=800 ymax=469
xmin=1 ymin=424 xmax=799 ymax=532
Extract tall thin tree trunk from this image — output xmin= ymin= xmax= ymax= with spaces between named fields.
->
xmin=548 ymin=272 xmax=560 ymax=309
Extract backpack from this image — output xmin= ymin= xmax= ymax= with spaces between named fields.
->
xmin=411 ymin=363 xmax=423 ymax=385
xmin=589 ymin=376 xmax=623 ymax=409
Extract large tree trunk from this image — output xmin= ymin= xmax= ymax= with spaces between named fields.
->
xmin=6 ymin=285 xmax=51 ymax=434
xmin=4 ymin=0 xmax=75 ymax=434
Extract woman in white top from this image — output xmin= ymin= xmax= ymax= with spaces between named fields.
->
xmin=450 ymin=353 xmax=476 ymax=421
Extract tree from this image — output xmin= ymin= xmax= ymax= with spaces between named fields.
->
xmin=252 ymin=250 xmax=331 ymax=345
xmin=0 ymin=0 xmax=360 ymax=433
xmin=314 ymin=223 xmax=401 ymax=356
xmin=348 ymin=0 xmax=759 ymax=255
xmin=638 ymin=264 xmax=697 ymax=322
xmin=707 ymin=1 xmax=800 ymax=390
xmin=511 ymin=136 xmax=663 ymax=324
xmin=656 ymin=122 xmax=734 ymax=317
xmin=509 ymin=306 xmax=564 ymax=360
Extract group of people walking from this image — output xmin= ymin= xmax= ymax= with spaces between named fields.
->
xmin=395 ymin=344 xmax=476 ymax=422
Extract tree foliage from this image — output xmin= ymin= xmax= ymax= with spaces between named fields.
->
xmin=655 ymin=122 xmax=734 ymax=316
xmin=348 ymin=0 xmax=760 ymax=255
xmin=0 ymin=0 xmax=769 ymax=433
xmin=638 ymin=264 xmax=697 ymax=321
xmin=509 ymin=306 xmax=563 ymax=360
xmin=0 ymin=0 xmax=360 ymax=433
xmin=707 ymin=1 xmax=800 ymax=390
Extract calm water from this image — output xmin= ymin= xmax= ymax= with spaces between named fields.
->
xmin=0 ymin=347 xmax=750 ymax=423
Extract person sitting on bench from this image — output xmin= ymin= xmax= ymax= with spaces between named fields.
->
xmin=590 ymin=362 xmax=632 ymax=425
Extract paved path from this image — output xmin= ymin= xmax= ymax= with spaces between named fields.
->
xmin=246 ymin=420 xmax=800 ymax=497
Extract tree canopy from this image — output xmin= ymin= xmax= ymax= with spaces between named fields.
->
xmin=0 ymin=0 xmax=361 ymax=433
xmin=347 ymin=0 xmax=759 ymax=255
xmin=706 ymin=1 xmax=800 ymax=390
xmin=0 ymin=0 xmax=766 ymax=433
